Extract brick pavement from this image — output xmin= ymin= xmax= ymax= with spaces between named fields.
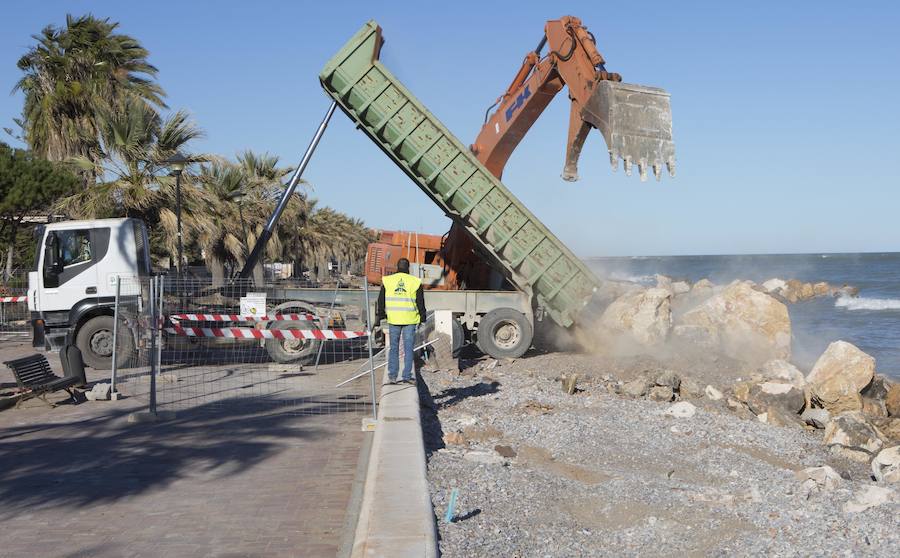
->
xmin=0 ymin=340 xmax=371 ymax=558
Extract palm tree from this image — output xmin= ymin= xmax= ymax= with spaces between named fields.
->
xmin=56 ymin=97 xmax=208 ymax=266
xmin=196 ymin=161 xmax=249 ymax=285
xmin=14 ymin=14 xmax=165 ymax=178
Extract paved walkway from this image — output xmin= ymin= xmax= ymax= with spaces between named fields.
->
xmin=0 ymin=340 xmax=369 ymax=558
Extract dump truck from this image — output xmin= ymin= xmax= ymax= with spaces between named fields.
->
xmin=318 ymin=19 xmax=674 ymax=356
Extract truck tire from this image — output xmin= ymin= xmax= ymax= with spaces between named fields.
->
xmin=476 ymin=308 xmax=532 ymax=359
xmin=75 ymin=315 xmax=134 ymax=370
xmin=451 ymin=318 xmax=464 ymax=357
xmin=265 ymin=319 xmax=321 ymax=364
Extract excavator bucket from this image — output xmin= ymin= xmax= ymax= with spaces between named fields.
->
xmin=582 ymin=81 xmax=675 ymax=181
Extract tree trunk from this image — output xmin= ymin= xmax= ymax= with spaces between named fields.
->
xmin=253 ymin=261 xmax=265 ymax=287
xmin=316 ymin=257 xmax=329 ymax=284
xmin=209 ymin=257 xmax=226 ymax=287
xmin=4 ymin=244 xmax=12 ymax=282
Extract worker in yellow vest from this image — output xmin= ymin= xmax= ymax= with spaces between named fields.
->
xmin=376 ymin=258 xmax=427 ymax=384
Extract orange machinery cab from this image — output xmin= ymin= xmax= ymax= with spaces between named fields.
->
xmin=366 ymin=230 xmax=449 ymax=288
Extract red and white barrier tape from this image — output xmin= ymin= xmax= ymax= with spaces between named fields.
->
xmin=169 ymin=313 xmax=316 ymax=322
xmin=0 ymin=296 xmax=27 ymax=303
xmin=164 ymin=325 xmax=367 ymax=340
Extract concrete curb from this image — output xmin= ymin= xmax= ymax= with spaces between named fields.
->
xmin=351 ymin=371 xmax=438 ymax=557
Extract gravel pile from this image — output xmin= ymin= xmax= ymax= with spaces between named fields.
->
xmin=421 ymin=354 xmax=899 ymax=557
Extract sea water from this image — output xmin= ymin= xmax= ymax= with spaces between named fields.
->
xmin=585 ymin=253 xmax=900 ymax=380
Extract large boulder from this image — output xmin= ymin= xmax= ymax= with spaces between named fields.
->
xmin=599 ymin=288 xmax=672 ymax=346
xmin=679 ymin=281 xmax=791 ymax=361
xmin=823 ymin=412 xmax=886 ymax=462
xmin=806 ymin=341 xmax=875 ymax=414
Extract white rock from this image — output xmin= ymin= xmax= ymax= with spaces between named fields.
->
xmin=463 ymin=450 xmax=504 ymax=465
xmin=758 ymin=381 xmax=794 ymax=395
xmin=795 ymin=465 xmax=842 ymax=491
xmin=758 ymin=360 xmax=806 ymax=388
xmin=800 ymin=407 xmax=831 ymax=429
xmin=843 ymin=485 xmax=896 ymax=513
xmin=872 ymin=446 xmax=900 ymax=483
xmin=762 ymin=278 xmax=787 ymax=294
xmin=664 ymin=401 xmax=697 ymax=418
xmin=704 ymin=385 xmax=724 ymax=401
xmin=85 ymin=382 xmax=111 ymax=402
xmin=671 ymin=281 xmax=691 ymax=295
xmin=454 ymin=414 xmax=478 ymax=427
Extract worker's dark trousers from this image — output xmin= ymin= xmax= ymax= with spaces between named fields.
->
xmin=387 ymin=324 xmax=417 ymax=381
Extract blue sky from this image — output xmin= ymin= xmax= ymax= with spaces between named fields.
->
xmin=2 ymin=1 xmax=898 ymax=257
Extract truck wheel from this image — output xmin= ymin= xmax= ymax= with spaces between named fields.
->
xmin=476 ymin=308 xmax=532 ymax=359
xmin=265 ymin=319 xmax=321 ymax=364
xmin=451 ymin=319 xmax=464 ymax=357
xmin=75 ymin=315 xmax=134 ymax=370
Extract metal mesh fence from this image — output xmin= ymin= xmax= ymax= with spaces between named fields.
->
xmin=0 ymin=271 xmax=29 ymax=341
xmin=112 ymin=276 xmax=379 ymax=417
xmin=108 ymin=276 xmax=155 ymax=404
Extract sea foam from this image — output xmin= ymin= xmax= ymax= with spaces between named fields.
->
xmin=835 ymin=295 xmax=900 ymax=311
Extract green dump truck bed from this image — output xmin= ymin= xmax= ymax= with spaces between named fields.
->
xmin=319 ymin=21 xmax=599 ymax=328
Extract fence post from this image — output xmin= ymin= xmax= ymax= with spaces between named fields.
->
xmin=362 ymin=255 xmax=377 ymax=420
xmin=314 ymin=278 xmax=342 ymax=371
xmin=110 ymin=276 xmax=121 ymax=397
xmin=148 ymin=276 xmax=158 ymax=415
xmin=156 ymin=274 xmax=164 ymax=382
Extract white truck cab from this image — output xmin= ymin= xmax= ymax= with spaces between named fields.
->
xmin=29 ymin=218 xmax=150 ymax=368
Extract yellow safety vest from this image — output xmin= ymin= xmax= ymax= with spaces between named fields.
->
xmin=382 ymin=272 xmax=422 ymax=325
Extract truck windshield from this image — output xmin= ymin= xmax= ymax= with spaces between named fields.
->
xmin=58 ymin=230 xmax=92 ymax=267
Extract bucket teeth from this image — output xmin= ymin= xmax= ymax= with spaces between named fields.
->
xmin=582 ymin=81 xmax=675 ymax=183
xmin=609 ymin=151 xmax=618 ymax=172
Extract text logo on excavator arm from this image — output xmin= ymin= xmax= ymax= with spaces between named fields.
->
xmin=504 ymin=86 xmax=532 ymax=122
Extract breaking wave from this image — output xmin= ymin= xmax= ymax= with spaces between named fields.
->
xmin=607 ymin=272 xmax=656 ymax=285
xmin=835 ymin=295 xmax=900 ymax=311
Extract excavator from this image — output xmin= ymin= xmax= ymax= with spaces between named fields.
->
xmin=368 ymin=15 xmax=674 ymax=290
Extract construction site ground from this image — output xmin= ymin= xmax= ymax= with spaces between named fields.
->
xmin=0 ymin=339 xmax=369 ymax=558
xmin=421 ymin=351 xmax=899 ymax=557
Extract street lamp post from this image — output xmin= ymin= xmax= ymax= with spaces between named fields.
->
xmin=230 ymin=190 xmax=248 ymax=254
xmin=164 ymin=152 xmax=190 ymax=274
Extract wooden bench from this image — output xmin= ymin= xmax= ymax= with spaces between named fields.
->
xmin=3 ymin=352 xmax=83 ymax=408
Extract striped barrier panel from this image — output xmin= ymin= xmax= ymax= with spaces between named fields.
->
xmin=165 ymin=325 xmax=367 ymax=340
xmin=0 ymin=296 xmax=27 ymax=303
xmin=169 ymin=313 xmax=317 ymax=322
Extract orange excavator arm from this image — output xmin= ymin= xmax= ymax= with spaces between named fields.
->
xmin=442 ymin=16 xmax=675 ymax=290
xmin=470 ymin=16 xmax=674 ymax=182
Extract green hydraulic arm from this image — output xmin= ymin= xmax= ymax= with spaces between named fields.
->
xmin=319 ymin=21 xmax=599 ymax=328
